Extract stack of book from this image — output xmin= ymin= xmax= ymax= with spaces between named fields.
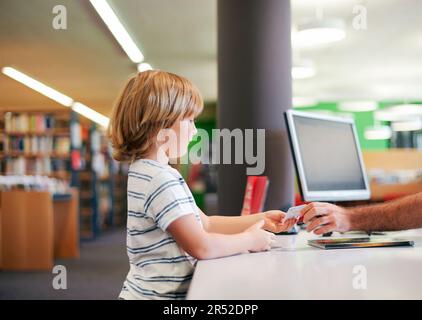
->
xmin=4 ymin=113 xmax=55 ymax=133
xmin=4 ymin=157 xmax=52 ymax=175
xmin=4 ymin=136 xmax=54 ymax=154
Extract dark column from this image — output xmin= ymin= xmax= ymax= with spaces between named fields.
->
xmin=217 ymin=0 xmax=294 ymax=214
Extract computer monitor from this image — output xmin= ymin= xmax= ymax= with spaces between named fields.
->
xmin=285 ymin=110 xmax=371 ymax=202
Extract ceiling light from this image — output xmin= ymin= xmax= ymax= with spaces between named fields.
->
xmin=338 ymin=101 xmax=378 ymax=112
xmin=307 ymin=109 xmax=334 ymax=115
xmin=2 ymin=66 xmax=109 ymax=128
xmin=391 ymin=119 xmax=422 ymax=132
xmin=137 ymin=63 xmax=153 ymax=73
xmin=293 ymin=18 xmax=346 ymax=47
xmin=374 ymin=104 xmax=422 ymax=121
xmin=89 ymin=0 xmax=144 ymax=63
xmin=292 ymin=97 xmax=318 ymax=108
xmin=2 ymin=66 xmax=73 ymax=107
xmin=72 ymin=102 xmax=110 ymax=128
xmin=364 ymin=125 xmax=392 ymax=140
xmin=292 ymin=65 xmax=316 ymax=79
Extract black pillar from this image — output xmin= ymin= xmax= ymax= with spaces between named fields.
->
xmin=217 ymin=0 xmax=294 ymax=214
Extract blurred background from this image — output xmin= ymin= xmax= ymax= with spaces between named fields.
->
xmin=0 ymin=0 xmax=421 ymax=299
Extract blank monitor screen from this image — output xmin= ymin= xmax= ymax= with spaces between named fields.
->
xmin=285 ymin=110 xmax=370 ymax=201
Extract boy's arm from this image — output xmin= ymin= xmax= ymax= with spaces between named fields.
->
xmin=167 ymin=214 xmax=273 ymax=260
xmin=197 ymin=207 xmax=294 ymax=234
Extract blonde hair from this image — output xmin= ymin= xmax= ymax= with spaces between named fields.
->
xmin=108 ymin=70 xmax=203 ymax=162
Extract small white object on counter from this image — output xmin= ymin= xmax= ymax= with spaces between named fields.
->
xmin=282 ymin=204 xmax=307 ymax=223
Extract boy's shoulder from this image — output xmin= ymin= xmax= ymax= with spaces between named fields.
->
xmin=129 ymin=159 xmax=183 ymax=183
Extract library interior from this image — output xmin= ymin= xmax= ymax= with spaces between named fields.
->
xmin=0 ymin=0 xmax=422 ymax=300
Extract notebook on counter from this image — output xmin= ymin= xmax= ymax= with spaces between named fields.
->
xmin=308 ymin=237 xmax=414 ymax=250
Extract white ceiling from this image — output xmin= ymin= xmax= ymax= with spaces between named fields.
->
xmin=1 ymin=0 xmax=422 ymax=117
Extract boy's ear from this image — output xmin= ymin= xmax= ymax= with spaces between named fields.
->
xmin=157 ymin=128 xmax=169 ymax=143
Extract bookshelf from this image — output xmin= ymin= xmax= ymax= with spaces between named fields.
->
xmin=0 ymin=109 xmax=128 ymax=240
xmin=78 ymin=124 xmax=127 ymax=239
xmin=78 ymin=123 xmax=97 ymax=239
xmin=0 ymin=110 xmax=73 ymax=179
xmin=363 ymin=149 xmax=422 ymax=201
xmin=113 ymin=162 xmax=128 ymax=227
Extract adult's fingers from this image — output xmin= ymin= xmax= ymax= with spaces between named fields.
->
xmin=303 ymin=207 xmax=331 ymax=224
xmin=306 ymin=215 xmax=332 ymax=232
xmin=314 ymin=223 xmax=336 ymax=235
xmin=299 ymin=202 xmax=327 ymax=218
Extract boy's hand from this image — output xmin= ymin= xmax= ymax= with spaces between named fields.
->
xmin=244 ymin=220 xmax=274 ymax=252
xmin=262 ymin=210 xmax=297 ymax=233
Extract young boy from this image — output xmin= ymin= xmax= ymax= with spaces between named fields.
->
xmin=108 ymin=70 xmax=296 ymax=300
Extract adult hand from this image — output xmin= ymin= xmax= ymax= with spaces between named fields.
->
xmin=299 ymin=202 xmax=351 ymax=235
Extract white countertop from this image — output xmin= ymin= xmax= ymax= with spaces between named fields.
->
xmin=187 ymin=229 xmax=422 ymax=300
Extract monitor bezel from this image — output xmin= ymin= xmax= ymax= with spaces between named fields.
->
xmin=285 ymin=109 xmax=371 ymax=202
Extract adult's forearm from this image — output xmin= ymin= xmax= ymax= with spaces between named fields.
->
xmin=349 ymin=193 xmax=422 ymax=232
xmin=207 ymin=214 xmax=263 ymax=234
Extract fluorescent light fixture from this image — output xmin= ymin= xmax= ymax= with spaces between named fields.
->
xmin=338 ymin=101 xmax=378 ymax=112
xmin=2 ymin=66 xmax=73 ymax=107
xmin=292 ymin=97 xmax=318 ymax=108
xmin=391 ymin=119 xmax=422 ymax=132
xmin=304 ymin=109 xmax=335 ymax=116
xmin=89 ymin=0 xmax=144 ymax=63
xmin=292 ymin=65 xmax=316 ymax=79
xmin=304 ymin=109 xmax=354 ymax=119
xmin=374 ymin=104 xmax=422 ymax=121
xmin=364 ymin=125 xmax=392 ymax=140
xmin=72 ymin=102 xmax=110 ymax=128
xmin=293 ymin=18 xmax=346 ymax=47
xmin=2 ymin=66 xmax=109 ymax=128
xmin=292 ymin=59 xmax=316 ymax=79
xmin=137 ymin=62 xmax=153 ymax=73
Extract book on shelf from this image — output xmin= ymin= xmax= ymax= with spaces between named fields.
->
xmin=1 ymin=111 xmax=74 ymax=177
xmin=4 ymin=113 xmax=55 ymax=133
xmin=241 ymin=176 xmax=270 ymax=215
xmin=3 ymin=135 xmax=70 ymax=154
xmin=4 ymin=156 xmax=51 ymax=175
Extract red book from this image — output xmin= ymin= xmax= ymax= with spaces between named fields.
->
xmin=71 ymin=150 xmax=82 ymax=170
xmin=241 ymin=176 xmax=269 ymax=215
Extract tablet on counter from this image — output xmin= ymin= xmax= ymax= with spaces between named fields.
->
xmin=308 ymin=237 xmax=414 ymax=250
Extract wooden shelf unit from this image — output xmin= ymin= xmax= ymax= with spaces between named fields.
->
xmin=363 ymin=149 xmax=422 ymax=201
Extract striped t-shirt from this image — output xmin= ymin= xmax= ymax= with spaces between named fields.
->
xmin=119 ymin=159 xmax=202 ymax=300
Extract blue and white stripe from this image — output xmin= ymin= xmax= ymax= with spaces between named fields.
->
xmin=135 ymin=255 xmax=191 ymax=268
xmin=126 ymin=279 xmax=187 ymax=299
xmin=127 ymin=225 xmax=159 ymax=236
xmin=128 ymin=171 xmax=153 ymax=181
xmin=133 ymin=274 xmax=193 ymax=283
xmin=144 ymin=178 xmax=185 ymax=213
xmin=127 ymin=190 xmax=146 ymax=200
xmin=155 ymin=197 xmax=195 ymax=223
xmin=127 ymin=237 xmax=175 ymax=254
